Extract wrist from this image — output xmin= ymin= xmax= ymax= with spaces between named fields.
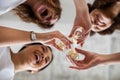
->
xmin=36 ymin=32 xmax=54 ymax=42
xmin=94 ymin=54 xmax=109 ymax=65
xmin=30 ymin=31 xmax=37 ymax=41
xmin=102 ymin=53 xmax=120 ymax=64
xmin=99 ymin=54 xmax=116 ymax=64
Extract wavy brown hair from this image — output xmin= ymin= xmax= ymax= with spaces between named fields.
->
xmin=88 ymin=0 xmax=120 ymax=36
xmin=13 ymin=0 xmax=62 ymax=28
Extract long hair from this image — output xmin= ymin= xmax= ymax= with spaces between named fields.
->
xmin=13 ymin=0 xmax=62 ymax=28
xmin=88 ymin=0 xmax=120 ymax=36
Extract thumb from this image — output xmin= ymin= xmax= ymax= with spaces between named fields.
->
xmin=69 ymin=26 xmax=78 ymax=38
xmin=75 ymin=48 xmax=88 ymax=56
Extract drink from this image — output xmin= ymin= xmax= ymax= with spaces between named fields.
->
xmin=67 ymin=48 xmax=79 ymax=60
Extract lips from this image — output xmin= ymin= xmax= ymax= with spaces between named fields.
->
xmin=37 ymin=5 xmax=50 ymax=19
xmin=34 ymin=52 xmax=42 ymax=64
xmin=40 ymin=8 xmax=48 ymax=17
xmin=95 ymin=14 xmax=104 ymax=26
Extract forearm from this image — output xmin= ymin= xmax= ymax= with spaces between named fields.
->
xmin=73 ymin=0 xmax=91 ymax=29
xmin=101 ymin=52 xmax=120 ymax=64
xmin=73 ymin=0 xmax=88 ymax=14
xmin=0 ymin=26 xmax=54 ymax=47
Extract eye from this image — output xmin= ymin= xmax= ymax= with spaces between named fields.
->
xmin=41 ymin=46 xmax=46 ymax=52
xmin=45 ymin=57 xmax=50 ymax=63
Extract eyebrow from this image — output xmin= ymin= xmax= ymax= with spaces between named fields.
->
xmin=41 ymin=46 xmax=46 ymax=53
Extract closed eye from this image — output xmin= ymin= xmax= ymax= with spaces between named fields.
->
xmin=41 ymin=46 xmax=48 ymax=53
xmin=45 ymin=57 xmax=50 ymax=63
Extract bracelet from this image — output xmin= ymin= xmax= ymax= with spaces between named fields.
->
xmin=30 ymin=31 xmax=37 ymax=41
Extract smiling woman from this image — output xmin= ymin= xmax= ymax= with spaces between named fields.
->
xmin=69 ymin=0 xmax=120 ymax=45
xmin=13 ymin=0 xmax=62 ymax=28
xmin=0 ymin=0 xmax=62 ymax=28
xmin=0 ymin=42 xmax=53 ymax=80
xmin=88 ymin=0 xmax=120 ymax=35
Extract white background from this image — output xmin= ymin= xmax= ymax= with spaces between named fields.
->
xmin=0 ymin=0 xmax=120 ymax=80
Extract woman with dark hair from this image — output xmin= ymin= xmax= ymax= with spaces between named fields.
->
xmin=0 ymin=0 xmax=62 ymax=28
xmin=69 ymin=0 xmax=120 ymax=45
xmin=67 ymin=0 xmax=120 ymax=70
xmin=88 ymin=0 xmax=120 ymax=35
xmin=0 ymin=42 xmax=53 ymax=80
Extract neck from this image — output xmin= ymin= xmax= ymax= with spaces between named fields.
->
xmin=11 ymin=51 xmax=28 ymax=73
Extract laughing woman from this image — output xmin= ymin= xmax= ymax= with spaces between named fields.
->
xmin=67 ymin=0 xmax=120 ymax=70
xmin=0 ymin=0 xmax=62 ymax=28
xmin=69 ymin=0 xmax=120 ymax=45
xmin=0 ymin=42 xmax=53 ymax=80
xmin=0 ymin=0 xmax=68 ymax=50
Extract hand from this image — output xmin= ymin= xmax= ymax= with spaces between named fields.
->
xmin=67 ymin=48 xmax=103 ymax=70
xmin=48 ymin=31 xmax=72 ymax=50
xmin=45 ymin=39 xmax=63 ymax=51
xmin=69 ymin=0 xmax=92 ymax=46
xmin=69 ymin=16 xmax=91 ymax=46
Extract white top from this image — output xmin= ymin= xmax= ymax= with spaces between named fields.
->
xmin=0 ymin=47 xmax=15 ymax=80
xmin=0 ymin=0 xmax=26 ymax=15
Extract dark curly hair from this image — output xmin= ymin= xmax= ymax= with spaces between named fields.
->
xmin=88 ymin=0 xmax=120 ymax=36
xmin=13 ymin=0 xmax=62 ymax=28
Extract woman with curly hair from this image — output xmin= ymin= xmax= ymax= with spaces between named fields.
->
xmin=0 ymin=0 xmax=62 ymax=28
xmin=0 ymin=0 xmax=68 ymax=50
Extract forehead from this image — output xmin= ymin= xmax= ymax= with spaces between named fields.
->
xmin=92 ymin=8 xmax=115 ymax=19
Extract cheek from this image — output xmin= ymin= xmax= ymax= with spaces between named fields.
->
xmin=32 ymin=61 xmax=46 ymax=69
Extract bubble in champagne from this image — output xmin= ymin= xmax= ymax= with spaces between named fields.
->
xmin=58 ymin=42 xmax=65 ymax=50
xmin=67 ymin=48 xmax=79 ymax=60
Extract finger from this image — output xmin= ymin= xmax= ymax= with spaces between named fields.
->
xmin=67 ymin=55 xmax=76 ymax=65
xmin=80 ymin=41 xmax=84 ymax=47
xmin=45 ymin=39 xmax=55 ymax=45
xmin=77 ymin=29 xmax=90 ymax=45
xmin=70 ymin=63 xmax=92 ymax=70
xmin=75 ymin=48 xmax=89 ymax=56
xmin=76 ymin=34 xmax=86 ymax=44
xmin=67 ymin=55 xmax=84 ymax=67
xmin=69 ymin=26 xmax=78 ymax=38
xmin=54 ymin=43 xmax=63 ymax=51
xmin=69 ymin=65 xmax=89 ymax=70
xmin=69 ymin=66 xmax=81 ymax=70
xmin=73 ymin=58 xmax=97 ymax=70
xmin=61 ymin=38 xmax=72 ymax=49
xmin=77 ymin=38 xmax=84 ymax=44
xmin=77 ymin=39 xmax=85 ymax=46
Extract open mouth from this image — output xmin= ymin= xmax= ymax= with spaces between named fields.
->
xmin=38 ymin=6 xmax=50 ymax=19
xmin=40 ymin=9 xmax=49 ymax=17
xmin=95 ymin=14 xmax=104 ymax=26
xmin=34 ymin=53 xmax=42 ymax=64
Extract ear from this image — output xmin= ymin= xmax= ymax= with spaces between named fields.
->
xmin=31 ymin=70 xmax=38 ymax=74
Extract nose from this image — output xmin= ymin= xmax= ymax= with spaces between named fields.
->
xmin=41 ymin=53 xmax=44 ymax=59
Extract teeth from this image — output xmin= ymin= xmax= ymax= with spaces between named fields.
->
xmin=35 ymin=54 xmax=40 ymax=63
